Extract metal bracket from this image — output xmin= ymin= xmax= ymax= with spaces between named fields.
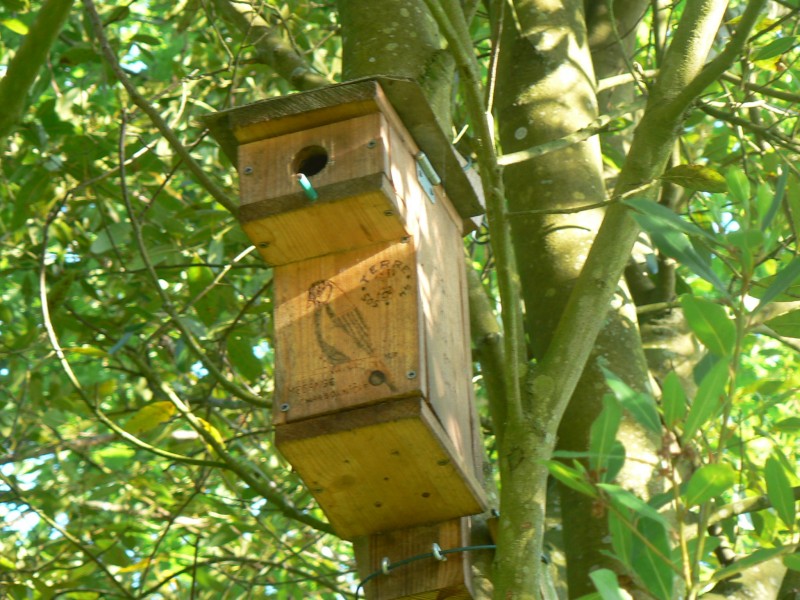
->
xmin=416 ymin=152 xmax=441 ymax=204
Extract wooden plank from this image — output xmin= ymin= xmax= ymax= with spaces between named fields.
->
xmin=273 ymin=241 xmax=424 ymax=423
xmin=242 ymin=182 xmax=408 ymax=266
xmin=201 ymin=77 xmax=483 ymax=222
xmin=353 ymin=519 xmax=474 ymax=600
xmin=381 ymin=111 xmax=483 ymax=486
xmin=238 ymin=112 xmax=386 ymax=208
xmin=275 ymin=397 xmax=486 ymax=539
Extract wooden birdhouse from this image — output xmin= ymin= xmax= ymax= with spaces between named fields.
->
xmin=203 ymin=78 xmax=487 ymax=541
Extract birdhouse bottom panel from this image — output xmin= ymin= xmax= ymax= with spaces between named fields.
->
xmin=274 ymin=397 xmax=486 ymax=539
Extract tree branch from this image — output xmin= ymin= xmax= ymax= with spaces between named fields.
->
xmin=0 ymin=0 xmax=74 ymax=145
xmin=81 ymin=0 xmax=238 ymax=214
xmin=210 ymin=0 xmax=330 ymax=91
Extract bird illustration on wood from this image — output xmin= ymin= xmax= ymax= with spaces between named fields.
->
xmin=307 ymin=279 xmax=375 ymax=365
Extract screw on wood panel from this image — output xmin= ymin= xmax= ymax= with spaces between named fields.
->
xmin=436 ymin=458 xmax=450 ymax=466
xmin=366 ymin=139 xmax=377 ymax=149
xmin=374 ymin=501 xmax=383 ymax=508
xmin=406 ymin=370 xmax=416 ymax=379
xmin=243 ymin=166 xmax=253 ymax=175
xmin=401 ymin=236 xmax=410 ymax=243
xmin=258 ymin=242 xmax=270 ymax=248
xmin=279 ymin=403 xmax=290 ymax=412
xmin=368 ymin=370 xmax=386 ymax=386
xmin=384 ymin=210 xmax=394 ymax=217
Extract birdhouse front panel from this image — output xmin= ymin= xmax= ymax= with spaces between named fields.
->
xmin=237 ymin=112 xmax=412 ymax=266
xmin=353 ymin=518 xmax=475 ymax=600
xmin=273 ymin=240 xmax=424 ymax=423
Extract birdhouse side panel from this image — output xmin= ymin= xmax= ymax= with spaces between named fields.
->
xmin=382 ymin=117 xmax=483 ymax=485
xmin=273 ymin=240 xmax=425 ymax=423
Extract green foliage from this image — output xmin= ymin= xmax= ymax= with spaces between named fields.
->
xmin=2 ymin=0 xmax=800 ymax=598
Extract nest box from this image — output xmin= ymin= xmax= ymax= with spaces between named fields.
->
xmin=204 ymin=78 xmax=487 ymax=539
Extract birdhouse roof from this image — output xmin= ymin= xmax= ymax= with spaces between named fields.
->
xmin=200 ymin=77 xmax=484 ymax=220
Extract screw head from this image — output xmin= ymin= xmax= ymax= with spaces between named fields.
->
xmin=384 ymin=210 xmax=394 ymax=217
xmin=406 ymin=370 xmax=417 ymax=379
xmin=366 ymin=139 xmax=377 ymax=149
xmin=258 ymin=242 xmax=270 ymax=249
xmin=243 ymin=166 xmax=254 ymax=175
xmin=279 ymin=403 xmax=290 ymax=412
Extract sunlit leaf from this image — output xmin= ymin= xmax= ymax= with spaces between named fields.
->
xmin=1 ymin=18 xmax=28 ymax=35
xmin=765 ymin=457 xmax=796 ymax=528
xmin=684 ymin=463 xmax=736 ymax=506
xmin=661 ymin=372 xmax=687 ymax=429
xmin=679 ymin=295 xmax=736 ymax=356
xmin=590 ymin=395 xmax=622 ymax=478
xmin=753 ymin=36 xmax=798 ymax=61
xmin=589 ymin=569 xmax=630 ymax=600
xmin=682 ymin=359 xmax=730 ymax=440
xmin=755 ymin=258 xmax=800 ymax=312
xmin=547 ymin=461 xmax=597 ymax=498
xmin=124 ymin=401 xmax=176 ymax=434
xmin=597 ymin=484 xmax=669 ymax=527
xmin=603 ymin=368 xmax=661 ymax=433
xmin=197 ymin=418 xmax=226 ymax=454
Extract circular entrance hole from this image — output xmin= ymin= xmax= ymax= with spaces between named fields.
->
xmin=292 ymin=145 xmax=328 ymax=177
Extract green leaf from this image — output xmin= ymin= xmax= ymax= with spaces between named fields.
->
xmin=603 ymin=369 xmax=661 ymax=433
xmin=727 ymin=169 xmax=751 ymax=203
xmin=608 ymin=510 xmax=633 ymax=567
xmin=661 ymin=372 xmax=687 ymax=428
xmin=623 ymin=197 xmax=716 ymax=242
xmin=124 ymin=401 xmax=176 ymax=434
xmin=684 ymin=463 xmax=736 ymax=506
xmin=712 ymin=546 xmax=787 ymax=582
xmin=679 ymin=295 xmax=736 ymax=356
xmin=755 ymin=257 xmax=800 ymax=312
xmin=547 ymin=461 xmax=597 ymax=498
xmin=597 ymin=484 xmax=669 ymax=527
xmin=131 ymin=33 xmax=162 ymax=46
xmin=590 ymin=395 xmax=623 ymax=477
xmin=626 ymin=199 xmax=728 ymax=291
xmin=589 ymin=569 xmax=628 ymax=600
xmin=774 ymin=417 xmax=800 ymax=433
xmin=753 ymin=36 xmax=798 ymax=61
xmin=226 ymin=333 xmax=263 ymax=381
xmin=632 ymin=519 xmax=674 ymax=600
xmin=765 ymin=309 xmax=800 ymax=338
xmin=765 ymin=457 xmax=796 ymax=528
xmin=784 ymin=554 xmax=800 ymax=571
xmin=762 ymin=165 xmax=788 ymax=231
xmin=682 ymin=359 xmax=729 ymax=440
xmin=660 ymin=164 xmax=727 ymax=193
